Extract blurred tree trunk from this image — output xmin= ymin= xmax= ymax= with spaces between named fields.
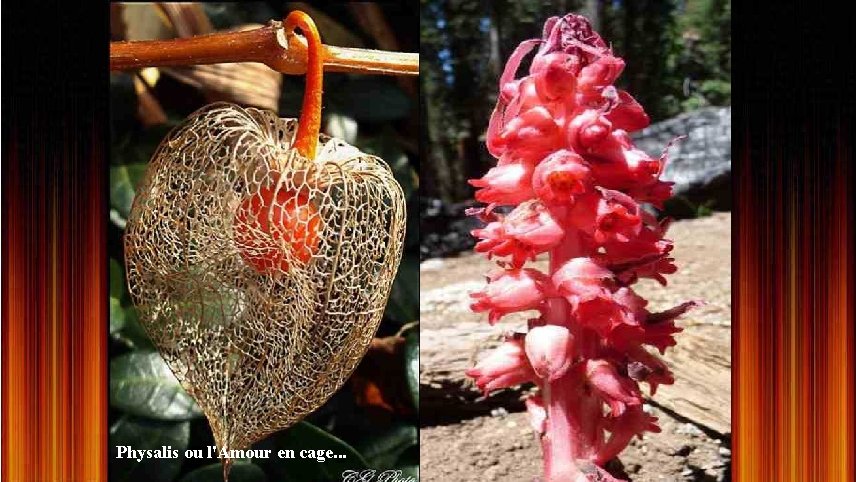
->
xmin=580 ymin=0 xmax=601 ymax=32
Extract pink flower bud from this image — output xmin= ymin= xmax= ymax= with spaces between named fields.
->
xmin=539 ymin=14 xmax=607 ymax=67
xmin=525 ymin=325 xmax=575 ymax=381
xmin=466 ymin=339 xmax=535 ymax=394
xmin=470 ymin=268 xmax=551 ymax=324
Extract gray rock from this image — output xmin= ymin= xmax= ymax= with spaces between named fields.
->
xmin=632 ymin=107 xmax=731 ymax=216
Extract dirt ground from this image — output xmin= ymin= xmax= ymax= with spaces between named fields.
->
xmin=419 ymin=212 xmax=732 ymax=481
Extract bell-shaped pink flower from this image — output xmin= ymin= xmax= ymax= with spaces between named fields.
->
xmin=470 ymin=160 xmax=536 ymax=206
xmin=585 ymin=359 xmax=642 ymax=417
xmin=605 ymin=90 xmax=650 ymax=132
xmin=532 ymin=150 xmax=591 ymax=205
xmin=466 ymin=339 xmax=536 ymax=394
xmin=577 ymin=55 xmax=625 ymax=104
xmin=583 ymin=130 xmax=663 ymax=191
xmin=494 ymin=106 xmax=564 ymax=162
xmin=473 ymin=201 xmax=564 ymax=267
xmin=600 ymin=221 xmax=676 ymax=286
xmin=625 ymin=345 xmax=675 ymax=396
xmin=525 ymin=325 xmax=575 ymax=381
xmin=552 ymin=257 xmax=613 ymax=307
xmin=470 ymin=268 xmax=551 ymax=324
xmin=572 ymin=295 xmax=631 ymax=337
xmin=568 ymin=109 xmax=613 ymax=151
xmin=592 ymin=189 xmax=643 ymax=243
xmin=531 ymin=52 xmax=580 ymax=102
xmin=612 ymin=287 xmax=648 ymax=316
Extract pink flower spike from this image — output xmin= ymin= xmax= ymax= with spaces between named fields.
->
xmin=585 ymin=359 xmax=643 ymax=417
xmin=470 ymin=268 xmax=551 ymax=324
xmin=467 ymin=12 xmax=694 ymax=481
xmin=525 ymin=325 xmax=575 ymax=381
xmin=466 ymin=339 xmax=535 ymax=394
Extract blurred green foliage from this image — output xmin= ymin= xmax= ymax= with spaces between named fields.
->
xmin=109 ymin=3 xmax=419 ymax=481
xmin=420 ymin=0 xmax=731 ymax=202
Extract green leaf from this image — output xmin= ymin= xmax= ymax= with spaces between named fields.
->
xmin=356 ymin=423 xmax=417 ymax=469
xmin=110 ymin=297 xmax=126 ymax=335
xmin=109 ymin=416 xmax=189 ymax=482
xmin=110 ymin=352 xmax=201 ymax=420
xmin=253 ymin=421 xmax=369 ymax=482
xmin=179 ymin=462 xmax=267 ymax=482
xmin=110 ymin=258 xmax=126 ymax=300
xmin=110 ymin=163 xmax=148 ymax=223
xmin=359 ymin=131 xmax=416 ymax=198
xmin=384 ymin=254 xmax=419 ymax=325
xmin=110 ymin=73 xmax=139 ymax=134
xmin=404 ymin=330 xmax=419 ymax=411
xmin=112 ymin=306 xmax=156 ymax=351
xmin=399 ymin=465 xmax=419 ymax=481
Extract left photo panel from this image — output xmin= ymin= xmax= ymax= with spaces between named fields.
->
xmin=109 ymin=3 xmax=419 ymax=481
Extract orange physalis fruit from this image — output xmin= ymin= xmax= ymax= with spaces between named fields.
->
xmin=233 ymin=186 xmax=320 ymax=273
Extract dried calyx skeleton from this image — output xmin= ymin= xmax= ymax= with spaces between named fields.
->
xmin=117 ymin=11 xmax=410 ymax=479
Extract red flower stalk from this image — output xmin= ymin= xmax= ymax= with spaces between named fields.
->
xmin=467 ymin=14 xmax=697 ymax=481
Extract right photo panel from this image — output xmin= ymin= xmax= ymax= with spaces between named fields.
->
xmin=419 ymin=2 xmax=732 ymax=481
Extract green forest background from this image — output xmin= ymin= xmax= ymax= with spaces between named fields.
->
xmin=421 ymin=0 xmax=731 ymax=202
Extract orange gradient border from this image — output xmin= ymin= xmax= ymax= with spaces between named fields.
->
xmin=733 ymin=113 xmax=854 ymax=480
xmin=2 ymin=111 xmax=107 ymax=478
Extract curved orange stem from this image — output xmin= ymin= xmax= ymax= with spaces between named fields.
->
xmin=284 ymin=11 xmax=323 ymax=160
